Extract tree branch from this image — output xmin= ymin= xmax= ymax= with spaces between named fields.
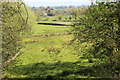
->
xmin=3 ymin=51 xmax=21 ymax=66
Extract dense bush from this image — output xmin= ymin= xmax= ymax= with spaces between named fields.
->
xmin=72 ymin=2 xmax=120 ymax=75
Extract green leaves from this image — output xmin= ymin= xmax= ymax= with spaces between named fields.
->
xmin=72 ymin=2 xmax=120 ymax=70
xmin=2 ymin=2 xmax=32 ymax=63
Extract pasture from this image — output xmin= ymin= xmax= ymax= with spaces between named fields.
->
xmin=3 ymin=3 xmax=119 ymax=79
xmin=3 ymin=21 xmax=114 ymax=79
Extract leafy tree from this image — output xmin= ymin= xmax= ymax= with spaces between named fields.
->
xmin=1 ymin=1 xmax=35 ymax=66
xmin=33 ymin=9 xmax=44 ymax=21
xmin=72 ymin=2 xmax=120 ymax=72
xmin=58 ymin=15 xmax=62 ymax=21
xmin=69 ymin=16 xmax=72 ymax=21
xmin=71 ymin=8 xmax=85 ymax=20
xmin=47 ymin=10 xmax=55 ymax=16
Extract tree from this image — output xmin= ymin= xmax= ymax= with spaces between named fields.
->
xmin=58 ymin=15 xmax=62 ymax=21
xmin=33 ymin=9 xmax=44 ymax=21
xmin=72 ymin=2 xmax=120 ymax=73
xmin=69 ymin=16 xmax=72 ymax=21
xmin=71 ymin=8 xmax=85 ymax=20
xmin=47 ymin=10 xmax=55 ymax=16
xmin=1 ymin=1 xmax=34 ymax=66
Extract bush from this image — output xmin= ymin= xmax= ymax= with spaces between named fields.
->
xmin=72 ymin=2 xmax=120 ymax=75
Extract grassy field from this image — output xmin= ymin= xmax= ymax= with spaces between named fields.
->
xmin=3 ymin=21 xmax=114 ymax=79
xmin=31 ymin=24 xmax=70 ymax=35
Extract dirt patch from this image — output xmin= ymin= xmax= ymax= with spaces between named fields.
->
xmin=27 ymin=32 xmax=71 ymax=38
xmin=24 ymin=33 xmax=72 ymax=44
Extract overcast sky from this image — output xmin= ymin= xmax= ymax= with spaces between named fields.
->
xmin=23 ymin=0 xmax=93 ymax=7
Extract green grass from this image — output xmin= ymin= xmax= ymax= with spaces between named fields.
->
xmin=3 ymin=22 xmax=114 ymax=79
xmin=31 ymin=24 xmax=70 ymax=35
xmin=20 ymin=35 xmax=77 ymax=64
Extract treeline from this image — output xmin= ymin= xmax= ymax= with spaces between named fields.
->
xmin=32 ymin=5 xmax=88 ymax=10
xmin=31 ymin=6 xmax=86 ymax=21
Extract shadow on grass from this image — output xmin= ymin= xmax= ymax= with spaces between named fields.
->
xmin=3 ymin=61 xmax=115 ymax=79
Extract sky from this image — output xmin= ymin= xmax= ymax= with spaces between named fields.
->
xmin=23 ymin=0 xmax=93 ymax=7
